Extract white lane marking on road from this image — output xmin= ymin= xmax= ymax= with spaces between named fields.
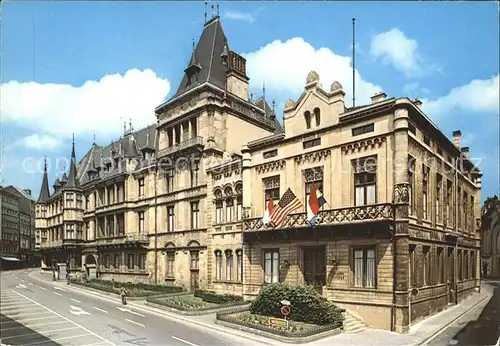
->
xmin=29 ymin=282 xmax=34 ymax=286
xmin=1 ymin=311 xmax=49 ymax=318
xmin=16 ymin=283 xmax=27 ymax=289
xmin=172 ymin=336 xmax=199 ymax=346
xmin=39 ymin=286 xmax=47 ymax=290
xmin=2 ymin=327 xmax=80 ymax=341
xmin=69 ymin=305 xmax=91 ymax=316
xmin=0 ymin=302 xmax=34 ymax=308
xmin=11 ymin=290 xmax=116 ymax=345
xmin=20 ymin=279 xmax=25 ymax=282
xmin=125 ymin=318 xmax=145 ymax=328
xmin=71 ymin=298 xmax=82 ymax=303
xmin=93 ymin=307 xmax=108 ymax=313
xmin=1 ymin=320 xmax=66 ymax=331
xmin=0 ymin=316 xmax=59 ymax=324
xmin=54 ymin=286 xmax=67 ymax=292
xmin=53 ymin=291 xmax=63 ymax=296
xmin=117 ymin=306 xmax=145 ymax=317
xmin=25 ymin=333 xmax=92 ymax=345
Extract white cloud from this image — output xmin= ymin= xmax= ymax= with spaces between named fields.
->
xmin=224 ymin=11 xmax=255 ymax=23
xmin=1 ymin=69 xmax=171 ymax=139
xmin=422 ymin=74 xmax=499 ymax=119
xmin=244 ymin=37 xmax=381 ymax=107
xmin=22 ymin=134 xmax=60 ymax=151
xmin=370 ymin=28 xmax=438 ymax=78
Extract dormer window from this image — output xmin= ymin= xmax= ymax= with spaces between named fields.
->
xmin=314 ymin=108 xmax=321 ymax=127
xmin=304 ymin=111 xmax=311 ymax=129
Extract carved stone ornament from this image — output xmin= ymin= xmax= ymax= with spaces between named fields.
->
xmin=393 ymin=182 xmax=410 ymax=204
xmin=341 ymin=137 xmax=386 ymax=155
xmin=285 ymin=99 xmax=296 ymax=109
xmin=256 ymin=160 xmax=286 ymax=174
xmin=330 ymin=81 xmax=342 ymax=93
xmin=242 ymin=206 xmax=251 ymax=219
xmin=303 ymin=166 xmax=324 ymax=183
xmin=294 ymin=150 xmax=331 ymax=165
xmin=263 ymin=176 xmax=280 ymax=189
xmin=306 ymin=71 xmax=320 ymax=84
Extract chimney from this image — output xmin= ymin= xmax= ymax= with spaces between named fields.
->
xmin=452 ymin=130 xmax=461 ymax=148
xmin=23 ymin=189 xmax=32 ymax=197
xmin=461 ymin=146 xmax=469 ymax=159
xmin=371 ymin=92 xmax=387 ymax=104
xmin=413 ymin=99 xmax=422 ymax=108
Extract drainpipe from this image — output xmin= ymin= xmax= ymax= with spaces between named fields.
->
xmin=154 ymin=159 xmax=158 ymax=284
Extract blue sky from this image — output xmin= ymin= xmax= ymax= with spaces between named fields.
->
xmin=1 ymin=1 xmax=499 ymax=202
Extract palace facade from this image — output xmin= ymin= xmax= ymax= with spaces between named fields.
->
xmin=36 ymin=14 xmax=482 ymax=333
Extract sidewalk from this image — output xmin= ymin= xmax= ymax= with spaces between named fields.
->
xmin=29 ymin=270 xmax=494 ymax=345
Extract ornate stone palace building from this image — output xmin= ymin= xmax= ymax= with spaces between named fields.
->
xmin=36 ymin=15 xmax=482 ymax=333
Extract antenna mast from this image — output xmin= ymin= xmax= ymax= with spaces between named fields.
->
xmin=352 ymin=18 xmax=356 ymax=108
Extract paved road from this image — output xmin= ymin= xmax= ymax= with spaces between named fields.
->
xmin=0 ymin=270 xmax=265 ymax=346
xmin=427 ymin=280 xmax=500 ymax=346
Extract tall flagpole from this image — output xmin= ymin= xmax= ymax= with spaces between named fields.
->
xmin=352 ymin=18 xmax=356 ymax=108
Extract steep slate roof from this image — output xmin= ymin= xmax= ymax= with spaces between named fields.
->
xmin=37 ymin=158 xmax=50 ymax=203
xmin=252 ymin=97 xmax=284 ymax=134
xmin=76 ymin=124 xmax=157 ymax=186
xmin=171 ymin=16 xmax=229 ymax=100
xmin=66 ymin=136 xmax=80 ymax=188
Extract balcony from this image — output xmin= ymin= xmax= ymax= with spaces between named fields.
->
xmin=157 ymin=136 xmax=205 ymax=158
xmin=95 ymin=233 xmax=149 ymax=247
xmin=40 ymin=240 xmax=63 ymax=249
xmin=243 ymin=203 xmax=394 ymax=232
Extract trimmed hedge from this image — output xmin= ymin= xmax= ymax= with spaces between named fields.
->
xmin=250 ymin=283 xmax=344 ymax=326
xmin=76 ymin=279 xmax=183 ymax=295
xmin=194 ymin=289 xmax=243 ymax=304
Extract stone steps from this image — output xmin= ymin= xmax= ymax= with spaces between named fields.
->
xmin=342 ymin=311 xmax=366 ymax=333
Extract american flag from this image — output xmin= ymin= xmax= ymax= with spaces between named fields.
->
xmin=269 ymin=188 xmax=303 ymax=227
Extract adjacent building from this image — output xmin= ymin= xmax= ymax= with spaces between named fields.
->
xmin=1 ymin=186 xmax=37 ymax=268
xmin=480 ymin=196 xmax=500 ymax=278
xmin=35 ymin=14 xmax=482 ymax=333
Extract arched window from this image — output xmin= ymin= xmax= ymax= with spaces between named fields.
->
xmin=215 ymin=250 xmax=223 ymax=281
xmin=225 ymin=186 xmax=234 ymax=222
xmin=314 ymin=107 xmax=321 ymax=127
xmin=304 ymin=111 xmax=311 ymax=129
xmin=214 ymin=188 xmax=223 ymax=224
xmin=225 ymin=250 xmax=233 ymax=281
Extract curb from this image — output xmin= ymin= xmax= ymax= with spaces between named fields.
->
xmin=27 ymin=270 xmax=283 ymax=346
xmin=418 ymin=292 xmax=493 ymax=345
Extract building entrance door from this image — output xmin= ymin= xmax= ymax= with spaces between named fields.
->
xmin=447 ymin=247 xmax=456 ymax=305
xmin=303 ymin=247 xmax=326 ymax=294
xmin=190 ymin=271 xmax=199 ymax=291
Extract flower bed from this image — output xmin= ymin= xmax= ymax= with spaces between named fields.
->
xmin=73 ymin=279 xmax=183 ymax=297
xmin=147 ymin=290 xmax=246 ymax=312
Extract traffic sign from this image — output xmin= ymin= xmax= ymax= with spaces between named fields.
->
xmin=280 ymin=305 xmax=290 ymax=316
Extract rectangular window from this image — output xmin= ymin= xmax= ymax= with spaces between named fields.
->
xmin=263 ymin=149 xmax=278 ymax=159
xmin=226 ymin=251 xmax=233 ymax=281
xmin=408 ymin=156 xmax=415 ymax=215
xmin=236 ymin=250 xmax=243 ymax=281
xmin=408 ymin=122 xmax=416 ymax=135
xmin=446 ymin=180 xmax=453 ymax=226
xmin=304 ymin=167 xmax=324 ymax=210
xmin=423 ymin=246 xmax=431 ymax=286
xmin=422 ymin=165 xmax=429 ymax=219
xmin=236 ymin=196 xmax=243 ymax=220
xmin=215 ymin=251 xmax=222 ymax=281
xmin=138 ymin=212 xmax=145 ymax=233
xmin=470 ymin=195 xmax=475 ymax=231
xmin=85 ymin=195 xmax=90 ymax=210
xmin=464 ymin=251 xmax=469 ymax=279
xmin=464 ymin=191 xmax=468 ymax=232
xmin=458 ymin=250 xmax=463 ymax=281
xmin=353 ymin=247 xmax=376 ymax=288
xmin=226 ymin=198 xmax=234 ymax=222
xmin=215 ymin=200 xmax=223 ymax=224
xmin=437 ymin=147 xmax=443 ymax=156
xmin=352 ymin=123 xmax=374 ymax=136
xmin=165 ymin=169 xmax=174 ymax=193
xmin=138 ymin=178 xmax=145 ymax=197
xmin=471 ymin=250 xmax=476 ymax=279
xmin=114 ymin=254 xmax=121 ymax=269
xmin=190 ymin=202 xmax=200 ymax=229
xmin=167 ymin=206 xmax=175 ymax=232
xmin=423 ymin=135 xmax=431 ymax=146
xmin=138 ymin=254 xmax=146 ymax=270
xmin=190 ymin=163 xmax=199 ymax=188
xmin=263 ymin=176 xmax=280 ymax=210
xmin=264 ymin=250 xmax=279 ymax=283
xmin=436 ymin=173 xmax=442 ymax=223
xmin=127 ymin=254 xmax=135 ymax=270
xmin=457 ymin=186 xmax=462 ymax=229
xmin=166 ymin=252 xmax=175 ymax=278
xmin=302 ymin=138 xmax=321 ymax=149
xmin=437 ymin=247 xmax=445 ymax=284
xmin=107 ymin=186 xmax=114 ymax=204
xmin=190 ymin=251 xmax=199 ymax=270
xmin=353 ymin=156 xmax=377 ymax=206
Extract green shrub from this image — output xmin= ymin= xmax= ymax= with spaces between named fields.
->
xmin=194 ymin=289 xmax=243 ymax=304
xmin=250 ymin=283 xmax=345 ymax=326
xmin=83 ymin=279 xmax=183 ymax=294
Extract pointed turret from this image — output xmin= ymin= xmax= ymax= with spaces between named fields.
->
xmin=37 ymin=157 xmax=50 ymax=203
xmin=66 ymin=134 xmax=80 ymax=188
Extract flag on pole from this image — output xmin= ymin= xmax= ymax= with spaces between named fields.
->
xmin=269 ymin=188 xmax=302 ymax=228
xmin=307 ymin=185 xmax=327 ymax=227
xmin=262 ymin=193 xmax=274 ymax=226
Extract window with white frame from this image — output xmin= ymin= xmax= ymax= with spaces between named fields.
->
xmin=138 ymin=211 xmax=145 ymax=233
xmin=353 ymin=156 xmax=377 ymax=206
xmin=264 ymin=250 xmax=279 ymax=283
xmin=167 ymin=206 xmax=175 ymax=232
xmin=353 ymin=247 xmax=376 ymax=288
xmin=436 ymin=173 xmax=442 ymax=223
xmin=226 ymin=250 xmax=233 ymax=281
xmin=190 ymin=250 xmax=199 ymax=270
xmin=304 ymin=166 xmax=324 ymax=210
xmin=422 ymin=164 xmax=429 ymax=219
xmin=138 ymin=178 xmax=145 ymax=197
xmin=191 ymin=201 xmax=200 ymax=229
xmin=215 ymin=250 xmax=223 ymax=281
xmin=165 ymin=169 xmax=174 ymax=193
xmin=236 ymin=249 xmax=243 ymax=281
xmin=225 ymin=187 xmax=234 ymax=222
xmin=263 ymin=176 xmax=280 ymax=210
